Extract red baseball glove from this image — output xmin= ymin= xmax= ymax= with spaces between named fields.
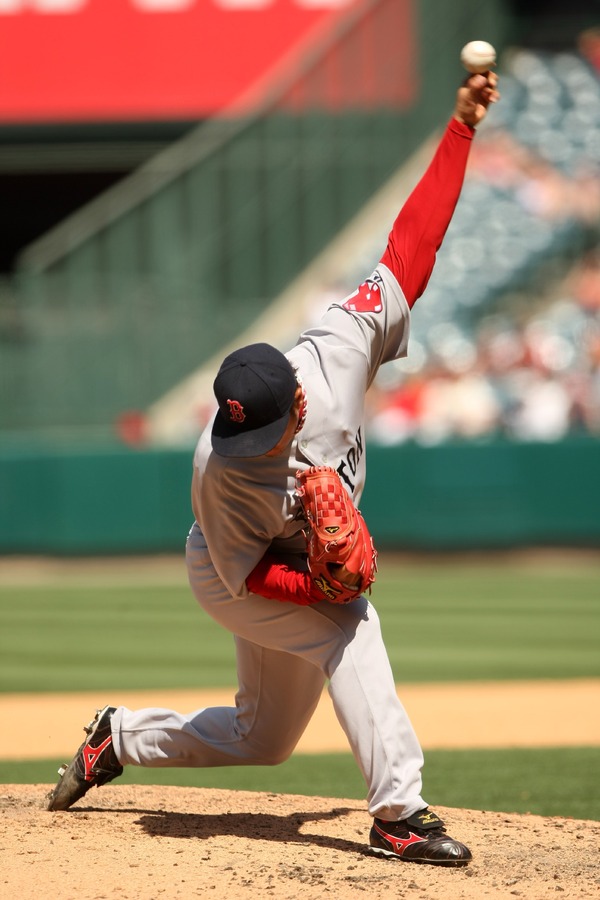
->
xmin=295 ymin=466 xmax=378 ymax=604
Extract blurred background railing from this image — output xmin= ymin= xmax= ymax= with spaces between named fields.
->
xmin=0 ymin=0 xmax=511 ymax=439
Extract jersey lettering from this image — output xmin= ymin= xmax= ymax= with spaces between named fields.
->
xmin=336 ymin=427 xmax=364 ymax=493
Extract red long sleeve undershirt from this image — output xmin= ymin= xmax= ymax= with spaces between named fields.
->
xmin=380 ymin=117 xmax=474 ymax=308
xmin=246 ymin=555 xmax=322 ymax=605
xmin=247 ymin=118 xmax=474 ymax=605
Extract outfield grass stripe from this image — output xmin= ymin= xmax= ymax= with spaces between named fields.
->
xmin=3 ymin=559 xmax=599 ymax=690
xmin=1 ymin=678 xmax=598 ymax=762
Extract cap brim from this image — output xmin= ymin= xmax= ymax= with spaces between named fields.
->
xmin=211 ymin=408 xmax=291 ymax=458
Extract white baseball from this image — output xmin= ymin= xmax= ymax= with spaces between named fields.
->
xmin=460 ymin=40 xmax=497 ymax=74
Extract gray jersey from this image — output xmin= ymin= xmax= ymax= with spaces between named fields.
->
xmin=191 ymin=263 xmax=410 ymax=599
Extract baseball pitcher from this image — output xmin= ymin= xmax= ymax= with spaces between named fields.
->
xmin=48 ymin=71 xmax=500 ymax=866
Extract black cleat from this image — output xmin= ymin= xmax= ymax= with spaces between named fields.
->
xmin=47 ymin=706 xmax=123 ymax=811
xmin=369 ymin=808 xmax=472 ymax=866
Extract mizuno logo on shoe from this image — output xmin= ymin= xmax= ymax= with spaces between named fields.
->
xmin=373 ymin=822 xmax=426 ymax=855
xmin=83 ymin=736 xmax=113 ymax=781
xmin=418 ymin=812 xmax=440 ymax=825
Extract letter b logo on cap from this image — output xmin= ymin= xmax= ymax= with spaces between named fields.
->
xmin=227 ymin=399 xmax=246 ymax=423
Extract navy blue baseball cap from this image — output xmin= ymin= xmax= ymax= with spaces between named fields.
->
xmin=211 ymin=343 xmax=298 ymax=458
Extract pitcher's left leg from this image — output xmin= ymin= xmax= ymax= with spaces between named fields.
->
xmin=113 ymin=638 xmax=325 ymax=769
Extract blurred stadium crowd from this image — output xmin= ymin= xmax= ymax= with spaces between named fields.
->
xmin=134 ymin=38 xmax=600 ymax=451
xmin=314 ymin=45 xmax=600 ymax=447
xmin=365 ymin=248 xmax=600 ymax=445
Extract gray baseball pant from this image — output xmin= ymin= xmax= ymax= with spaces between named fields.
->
xmin=111 ymin=522 xmax=426 ymax=821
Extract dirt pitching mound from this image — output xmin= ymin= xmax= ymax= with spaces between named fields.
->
xmin=3 ymin=785 xmax=598 ymax=899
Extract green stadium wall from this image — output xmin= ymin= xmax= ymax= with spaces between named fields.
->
xmin=1 ymin=439 xmax=598 ymax=555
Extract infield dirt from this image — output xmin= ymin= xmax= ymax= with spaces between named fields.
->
xmin=3 ymin=785 xmax=599 ymax=900
xmin=2 ymin=680 xmax=599 ymax=899
xmin=1 ymin=679 xmax=600 ymax=759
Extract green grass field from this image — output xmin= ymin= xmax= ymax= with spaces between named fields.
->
xmin=2 ymin=557 xmax=598 ymax=691
xmin=1 ymin=555 xmax=599 ymax=820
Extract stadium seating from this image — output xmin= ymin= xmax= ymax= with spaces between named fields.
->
xmin=351 ymin=49 xmax=600 ymax=444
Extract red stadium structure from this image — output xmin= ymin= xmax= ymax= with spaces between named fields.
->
xmin=0 ymin=0 xmax=381 ymax=122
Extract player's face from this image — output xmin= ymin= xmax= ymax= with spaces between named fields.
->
xmin=263 ymin=387 xmax=303 ymax=458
